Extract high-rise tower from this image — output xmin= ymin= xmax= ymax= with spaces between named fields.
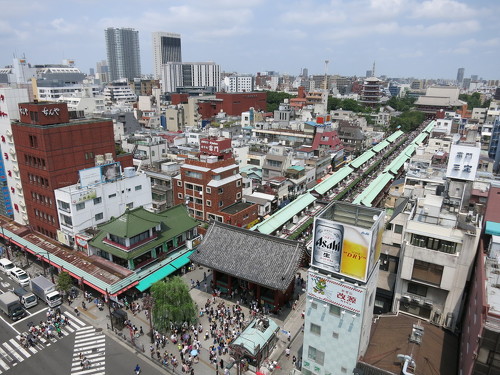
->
xmin=457 ymin=68 xmax=465 ymax=85
xmin=152 ymin=32 xmax=182 ymax=80
xmin=105 ymin=28 xmax=141 ymax=81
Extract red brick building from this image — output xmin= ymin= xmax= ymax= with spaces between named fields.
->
xmin=11 ymin=102 xmax=132 ymax=239
xmin=173 ymin=137 xmax=257 ymax=227
xmin=215 ymin=92 xmax=267 ymax=116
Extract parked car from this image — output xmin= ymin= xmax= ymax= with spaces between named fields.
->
xmin=0 ymin=259 xmax=15 ymax=274
xmin=9 ymin=267 xmax=30 ymax=287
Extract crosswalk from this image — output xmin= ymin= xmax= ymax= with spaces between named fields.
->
xmin=0 ymin=311 xmax=96 ymax=373
xmin=71 ymin=326 xmax=106 ymax=375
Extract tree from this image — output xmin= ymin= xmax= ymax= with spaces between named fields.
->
xmin=57 ymin=271 xmax=72 ymax=295
xmin=459 ymin=92 xmax=483 ymax=109
xmin=389 ymin=111 xmax=425 ymax=132
xmin=265 ymin=91 xmax=295 ymax=112
xmin=150 ymin=276 xmax=197 ymax=333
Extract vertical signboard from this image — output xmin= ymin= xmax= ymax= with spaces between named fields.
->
xmin=311 ymin=209 xmax=385 ymax=283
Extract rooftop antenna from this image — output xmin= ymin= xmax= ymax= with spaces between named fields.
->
xmin=372 ymin=61 xmax=376 ymax=78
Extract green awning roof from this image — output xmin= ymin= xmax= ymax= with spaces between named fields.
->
xmin=386 ymin=130 xmax=404 ymax=143
xmin=135 ymin=249 xmax=195 ymax=292
xmin=372 ymin=140 xmax=390 ymax=153
xmin=350 ymin=150 xmax=376 ymax=169
xmin=136 ymin=265 xmax=176 ymax=292
xmin=486 ymin=221 xmax=500 ymax=236
xmin=170 ymin=250 xmax=194 ymax=269
xmin=312 ymin=166 xmax=353 ymax=195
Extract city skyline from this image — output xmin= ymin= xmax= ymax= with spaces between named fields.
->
xmin=0 ymin=0 xmax=499 ymax=80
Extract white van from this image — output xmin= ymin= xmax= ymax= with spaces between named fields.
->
xmin=0 ymin=259 xmax=15 ymax=274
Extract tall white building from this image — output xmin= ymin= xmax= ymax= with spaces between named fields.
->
xmin=152 ymin=32 xmax=182 ymax=80
xmin=161 ymin=62 xmax=220 ymax=93
xmin=303 ymin=202 xmax=385 ymax=375
xmin=54 ymin=164 xmax=152 ymax=248
xmin=0 ymin=87 xmax=30 ymax=224
xmin=223 ymin=75 xmax=254 ymax=93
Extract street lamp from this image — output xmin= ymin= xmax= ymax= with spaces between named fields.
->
xmin=38 ymin=250 xmax=54 ymax=283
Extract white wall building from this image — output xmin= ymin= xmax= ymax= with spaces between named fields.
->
xmin=152 ymin=32 xmax=182 ymax=80
xmin=223 ymin=75 xmax=253 ymax=93
xmin=162 ymin=62 xmax=220 ymax=93
xmin=54 ymin=166 xmax=152 ymax=247
xmin=0 ymin=87 xmax=30 ymax=225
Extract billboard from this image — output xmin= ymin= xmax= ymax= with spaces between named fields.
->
xmin=79 ymin=162 xmax=121 ymax=188
xmin=311 ymin=203 xmax=385 ymax=283
xmin=71 ymin=188 xmax=97 ymax=204
xmin=307 ymin=271 xmax=365 ymax=314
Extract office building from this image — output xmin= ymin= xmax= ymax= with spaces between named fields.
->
xmin=11 ymin=102 xmax=133 ymax=239
xmin=0 ymin=88 xmax=30 ymax=223
xmin=161 ymin=62 xmax=220 ymax=93
xmin=457 ymin=68 xmax=465 ymax=85
xmin=303 ymin=202 xmax=385 ymax=375
xmin=152 ymin=32 xmax=182 ymax=79
xmin=105 ymin=28 xmax=141 ymax=81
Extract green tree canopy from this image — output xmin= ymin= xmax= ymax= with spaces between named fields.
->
xmin=389 ymin=111 xmax=425 ymax=132
xmin=459 ymin=92 xmax=483 ymax=109
xmin=386 ymin=95 xmax=416 ymax=112
xmin=265 ymin=91 xmax=295 ymax=112
xmin=57 ymin=271 xmax=72 ymax=294
xmin=327 ymin=97 xmax=373 ymax=113
xmin=150 ymin=276 xmax=197 ymax=333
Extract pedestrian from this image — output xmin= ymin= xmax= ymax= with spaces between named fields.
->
xmin=285 ymin=346 xmax=290 ymax=359
xmin=292 ymin=355 xmax=297 ymax=366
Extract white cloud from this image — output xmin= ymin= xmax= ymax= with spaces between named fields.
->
xmin=412 ymin=0 xmax=477 ymax=19
xmin=50 ymin=18 xmax=78 ymax=34
xmin=402 ymin=20 xmax=480 ymax=37
xmin=439 ymin=47 xmax=469 ymax=54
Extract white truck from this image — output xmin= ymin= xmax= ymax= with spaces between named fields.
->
xmin=12 ymin=287 xmax=38 ymax=309
xmin=30 ymin=276 xmax=62 ymax=307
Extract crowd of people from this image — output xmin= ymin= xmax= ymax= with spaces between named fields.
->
xmin=19 ymin=307 xmax=70 ymax=348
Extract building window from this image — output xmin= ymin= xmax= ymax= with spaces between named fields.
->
xmin=206 ymin=200 xmax=211 ymax=207
xmin=93 ymin=197 xmax=102 ymax=205
xmin=185 ymin=171 xmax=202 ymax=179
xmin=219 ymin=201 xmax=223 ymax=207
xmin=206 ymin=187 xmax=211 ymax=194
xmin=394 ymin=224 xmax=403 ymax=234
xmin=307 ymin=346 xmax=325 ymax=366
xmin=407 ymin=282 xmax=428 ymax=297
xmin=95 ymin=213 xmax=104 ymax=221
xmin=57 ymin=200 xmax=70 ymax=212
xmin=410 ymin=234 xmax=457 ymax=254
xmin=178 ymin=193 xmax=183 ymax=199
xmin=412 ymin=260 xmax=443 ymax=285
xmin=76 ymin=202 xmax=85 ymax=211
xmin=60 ymin=214 xmax=72 ymax=227
xmin=186 ymin=183 xmax=193 ymax=189
xmin=329 ymin=305 xmax=340 ymax=316
xmin=236 ymin=180 xmax=241 ymax=187
xmin=108 ymin=193 xmax=117 ymax=198
xmin=29 ymin=135 xmax=38 ymax=148
xmin=218 ymin=188 xmax=223 ymax=194
xmin=310 ymin=323 xmax=321 ymax=335
xmin=177 ymin=180 xmax=182 ymax=187
xmin=236 ymin=192 xmax=241 ymax=200
xmin=135 ymin=185 xmax=142 ymax=191
xmin=126 ymin=202 xmax=134 ymax=209
xmin=311 ymin=302 xmax=317 ymax=309
xmin=332 ymin=331 xmax=339 ymax=339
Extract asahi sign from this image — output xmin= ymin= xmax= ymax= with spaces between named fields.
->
xmin=312 ymin=218 xmax=343 ymax=273
xmin=311 ymin=203 xmax=385 ymax=283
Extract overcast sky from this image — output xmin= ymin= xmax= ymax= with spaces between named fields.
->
xmin=1 ymin=0 xmax=498 ymax=80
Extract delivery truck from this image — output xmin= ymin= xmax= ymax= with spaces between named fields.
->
xmin=30 ymin=275 xmax=62 ymax=307
xmin=12 ymin=286 xmax=38 ymax=309
xmin=0 ymin=291 xmax=26 ymax=320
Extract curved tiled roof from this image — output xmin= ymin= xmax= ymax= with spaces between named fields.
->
xmin=190 ymin=221 xmax=304 ymax=291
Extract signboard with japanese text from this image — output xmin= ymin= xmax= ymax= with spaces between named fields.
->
xmin=307 ymin=271 xmax=365 ymax=314
xmin=71 ymin=188 xmax=97 ymax=204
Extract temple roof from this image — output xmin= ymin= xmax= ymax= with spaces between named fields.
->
xmin=190 ymin=221 xmax=304 ymax=290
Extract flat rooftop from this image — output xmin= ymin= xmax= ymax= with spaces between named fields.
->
xmin=360 ymin=314 xmax=458 ymax=375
